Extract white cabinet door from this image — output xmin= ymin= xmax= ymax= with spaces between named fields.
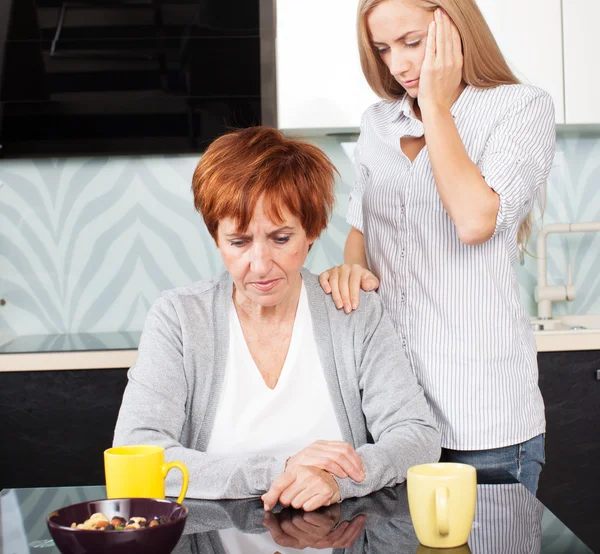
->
xmin=475 ymin=0 xmax=565 ymax=123
xmin=276 ymin=0 xmax=379 ymax=131
xmin=562 ymin=0 xmax=600 ymax=124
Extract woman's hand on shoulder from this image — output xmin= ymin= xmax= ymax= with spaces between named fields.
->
xmin=319 ymin=264 xmax=380 ymax=313
xmin=262 ymin=465 xmax=341 ymax=512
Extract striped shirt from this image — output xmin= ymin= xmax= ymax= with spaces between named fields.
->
xmin=347 ymin=84 xmax=556 ymax=450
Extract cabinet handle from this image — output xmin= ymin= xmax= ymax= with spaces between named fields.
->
xmin=597 ymin=370 xmax=600 ymax=381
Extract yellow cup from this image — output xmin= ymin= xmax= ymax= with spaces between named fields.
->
xmin=104 ymin=445 xmax=189 ymax=505
xmin=407 ymin=463 xmax=476 ymax=548
xmin=416 ymin=545 xmax=472 ymax=554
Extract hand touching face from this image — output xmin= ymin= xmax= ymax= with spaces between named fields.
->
xmin=368 ymin=1 xmax=464 ymax=104
xmin=417 ymin=8 xmax=464 ymax=111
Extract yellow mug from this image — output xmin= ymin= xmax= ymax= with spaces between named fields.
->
xmin=407 ymin=462 xmax=476 ymax=548
xmin=416 ymin=544 xmax=472 ymax=554
xmin=104 ymin=445 xmax=189 ymax=504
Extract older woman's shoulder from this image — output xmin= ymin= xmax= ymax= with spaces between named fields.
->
xmin=160 ymin=273 xmax=229 ymax=300
xmin=147 ymin=272 xmax=232 ymax=320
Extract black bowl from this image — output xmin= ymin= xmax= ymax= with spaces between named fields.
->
xmin=47 ymin=498 xmax=188 ymax=554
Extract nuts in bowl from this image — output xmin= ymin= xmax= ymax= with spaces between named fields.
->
xmin=47 ymin=498 xmax=187 ymax=554
xmin=71 ymin=512 xmax=172 ymax=530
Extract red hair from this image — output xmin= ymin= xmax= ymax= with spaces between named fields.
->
xmin=192 ymin=127 xmax=337 ymax=241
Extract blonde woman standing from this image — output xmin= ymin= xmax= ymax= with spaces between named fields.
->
xmin=320 ymin=0 xmax=555 ymax=494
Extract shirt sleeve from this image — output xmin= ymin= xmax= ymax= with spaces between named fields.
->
xmin=334 ymin=292 xmax=441 ymax=500
xmin=113 ymin=296 xmax=286 ymax=500
xmin=346 ymin=116 xmax=369 ymax=233
xmin=478 ymin=90 xmax=556 ymax=236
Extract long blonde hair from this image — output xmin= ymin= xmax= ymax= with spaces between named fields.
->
xmin=357 ymin=0 xmax=539 ymax=249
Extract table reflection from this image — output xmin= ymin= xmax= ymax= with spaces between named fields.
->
xmin=1 ymin=472 xmax=591 ymax=554
xmin=171 ymin=479 xmax=545 ymax=554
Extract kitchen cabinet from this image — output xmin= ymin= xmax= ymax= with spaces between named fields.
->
xmin=562 ymin=0 xmax=600 ymax=124
xmin=537 ymin=350 xmax=600 ymax=554
xmin=275 ymin=0 xmax=600 ymax=129
xmin=275 ymin=0 xmax=567 ymax=129
xmin=275 ymin=0 xmax=378 ymax=131
xmin=476 ymin=0 xmax=565 ymax=123
xmin=0 ymin=368 xmax=129 ymax=488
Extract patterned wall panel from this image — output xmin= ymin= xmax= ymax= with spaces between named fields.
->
xmin=0 ymin=138 xmax=354 ymax=338
xmin=515 ymin=133 xmax=600 ymax=316
xmin=0 ymin=132 xmax=598 ymax=341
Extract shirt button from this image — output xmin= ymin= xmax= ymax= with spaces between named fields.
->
xmin=401 ymin=205 xmax=406 ymax=215
xmin=402 ymin=337 xmax=407 ymax=347
xmin=401 ymin=250 xmax=405 ymax=258
xmin=401 ymin=293 xmax=406 ymax=303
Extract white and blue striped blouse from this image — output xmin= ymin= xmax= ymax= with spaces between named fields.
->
xmin=347 ymin=84 xmax=556 ymax=450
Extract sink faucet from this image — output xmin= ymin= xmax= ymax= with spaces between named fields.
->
xmin=535 ymin=222 xmax=600 ymax=319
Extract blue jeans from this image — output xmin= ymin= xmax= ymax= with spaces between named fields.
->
xmin=440 ymin=434 xmax=545 ymax=495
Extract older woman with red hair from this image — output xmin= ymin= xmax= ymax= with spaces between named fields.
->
xmin=114 ymin=126 xmax=440 ymax=512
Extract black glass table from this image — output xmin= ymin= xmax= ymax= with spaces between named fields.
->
xmin=0 ymin=471 xmax=593 ymax=554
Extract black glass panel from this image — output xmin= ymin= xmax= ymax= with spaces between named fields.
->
xmin=0 ymin=0 xmax=262 ymax=157
xmin=6 ymin=0 xmax=259 ymax=41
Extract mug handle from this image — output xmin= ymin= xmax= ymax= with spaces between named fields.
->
xmin=162 ymin=461 xmax=189 ymax=504
xmin=435 ymin=486 xmax=450 ymax=536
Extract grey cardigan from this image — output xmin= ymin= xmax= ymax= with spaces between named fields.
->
xmin=113 ymin=269 xmax=440 ymax=500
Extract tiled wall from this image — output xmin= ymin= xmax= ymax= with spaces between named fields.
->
xmin=0 ymin=132 xmax=599 ymax=339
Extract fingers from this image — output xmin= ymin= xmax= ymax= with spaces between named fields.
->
xmin=318 ymin=270 xmax=332 ymax=294
xmin=329 ymin=515 xmax=366 ymax=548
xmin=302 ymin=456 xmax=348 ymax=479
xmin=322 ymin=265 xmax=371 ymax=313
xmin=338 ymin=265 xmax=353 ymax=313
xmin=362 ymin=272 xmax=380 ymax=292
xmin=349 ymin=268 xmax=363 ymax=310
xmin=290 ymin=487 xmax=321 ymax=510
xmin=293 ymin=441 xmax=364 ymax=482
xmin=302 ymin=507 xmax=339 ymax=529
xmin=302 ymin=491 xmax=334 ymax=512
xmin=263 ymin=512 xmax=298 ymax=549
xmin=441 ymin=10 xmax=453 ymax=59
xmin=434 ymin=9 xmax=443 ymax=59
xmin=274 ymin=467 xmax=339 ymax=512
xmin=280 ymin=515 xmax=320 ymax=545
xmin=314 ymin=441 xmax=366 ymax=482
xmin=262 ymin=471 xmax=296 ymax=511
xmin=327 ymin=268 xmax=344 ymax=310
xmin=425 ymin=19 xmax=436 ymax=65
xmin=316 ymin=520 xmax=350 ymax=547
xmin=289 ymin=512 xmax=329 ymax=535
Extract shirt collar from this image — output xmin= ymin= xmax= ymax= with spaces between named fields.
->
xmin=392 ymin=93 xmax=417 ymax=122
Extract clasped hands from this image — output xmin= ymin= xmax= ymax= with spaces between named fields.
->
xmin=261 ymin=440 xmax=366 ymax=512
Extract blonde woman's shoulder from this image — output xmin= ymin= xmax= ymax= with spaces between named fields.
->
xmin=476 ymin=83 xmax=552 ymax=104
xmin=471 ymin=84 xmax=554 ymax=122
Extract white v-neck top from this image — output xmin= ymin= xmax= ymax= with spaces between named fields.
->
xmin=205 ymin=282 xmax=343 ymax=460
